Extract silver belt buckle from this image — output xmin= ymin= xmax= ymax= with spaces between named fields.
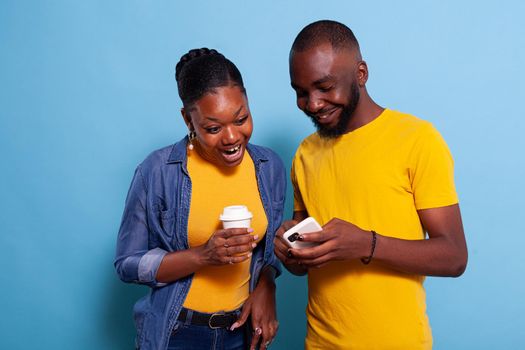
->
xmin=208 ymin=311 xmax=226 ymax=329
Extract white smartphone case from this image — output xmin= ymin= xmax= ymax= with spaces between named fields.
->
xmin=282 ymin=217 xmax=322 ymax=249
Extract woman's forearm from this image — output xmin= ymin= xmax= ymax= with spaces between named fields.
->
xmin=257 ymin=265 xmax=277 ymax=288
xmin=156 ymin=246 xmax=206 ymax=283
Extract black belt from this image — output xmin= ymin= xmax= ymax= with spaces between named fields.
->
xmin=177 ymin=308 xmax=239 ymax=329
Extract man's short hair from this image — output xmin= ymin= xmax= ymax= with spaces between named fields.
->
xmin=291 ymin=20 xmax=360 ymax=54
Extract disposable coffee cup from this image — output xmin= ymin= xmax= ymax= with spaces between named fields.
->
xmin=220 ymin=205 xmax=252 ymax=229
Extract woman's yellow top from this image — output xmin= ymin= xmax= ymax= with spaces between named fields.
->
xmin=183 ymin=148 xmax=267 ymax=313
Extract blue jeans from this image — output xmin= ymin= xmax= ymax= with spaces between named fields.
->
xmin=167 ymin=316 xmax=247 ymax=350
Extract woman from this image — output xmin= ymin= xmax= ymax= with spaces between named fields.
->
xmin=114 ymin=48 xmax=285 ymax=350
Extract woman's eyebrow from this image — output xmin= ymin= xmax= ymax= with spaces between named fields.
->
xmin=204 ymin=105 xmax=244 ymax=121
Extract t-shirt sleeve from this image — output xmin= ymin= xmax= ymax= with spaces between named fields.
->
xmin=291 ymin=155 xmax=306 ymax=212
xmin=410 ymin=123 xmax=459 ymax=210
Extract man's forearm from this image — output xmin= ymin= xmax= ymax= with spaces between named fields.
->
xmin=373 ymin=234 xmax=467 ymax=277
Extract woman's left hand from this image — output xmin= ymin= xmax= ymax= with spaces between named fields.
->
xmin=230 ymin=267 xmax=278 ymax=349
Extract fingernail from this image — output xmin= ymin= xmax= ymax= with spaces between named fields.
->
xmin=253 ymin=235 xmax=259 ymax=241
xmin=247 ymin=252 xmax=252 ymax=257
xmin=257 ymin=328 xmax=263 ymax=335
xmin=252 ymin=243 xmax=257 ymax=248
xmin=230 ymin=322 xmax=239 ymax=331
xmin=248 ymin=228 xmax=254 ymax=233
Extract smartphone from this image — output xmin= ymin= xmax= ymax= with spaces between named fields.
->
xmin=282 ymin=217 xmax=322 ymax=249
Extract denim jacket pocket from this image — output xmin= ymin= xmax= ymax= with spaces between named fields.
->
xmin=158 ymin=207 xmax=177 ymax=237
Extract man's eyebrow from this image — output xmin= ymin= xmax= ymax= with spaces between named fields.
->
xmin=291 ymin=75 xmax=335 ymax=90
xmin=313 ymin=75 xmax=335 ymax=85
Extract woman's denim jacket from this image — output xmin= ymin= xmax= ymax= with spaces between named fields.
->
xmin=114 ymin=137 xmax=286 ymax=350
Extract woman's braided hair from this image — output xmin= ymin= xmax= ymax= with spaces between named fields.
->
xmin=175 ymin=48 xmax=245 ymax=107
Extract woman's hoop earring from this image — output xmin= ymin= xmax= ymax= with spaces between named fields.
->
xmin=188 ymin=130 xmax=196 ymax=150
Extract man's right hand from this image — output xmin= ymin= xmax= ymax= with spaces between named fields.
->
xmin=274 ymin=220 xmax=308 ymax=275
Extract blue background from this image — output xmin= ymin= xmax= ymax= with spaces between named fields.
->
xmin=1 ymin=1 xmax=524 ymax=349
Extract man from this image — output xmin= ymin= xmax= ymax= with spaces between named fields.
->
xmin=274 ymin=20 xmax=467 ymax=349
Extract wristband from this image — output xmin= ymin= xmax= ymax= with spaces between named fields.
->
xmin=360 ymin=230 xmax=377 ymax=265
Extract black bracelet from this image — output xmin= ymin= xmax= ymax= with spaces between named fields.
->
xmin=361 ymin=230 xmax=377 ymax=265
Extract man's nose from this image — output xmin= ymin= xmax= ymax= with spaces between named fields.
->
xmin=305 ymin=94 xmax=324 ymax=114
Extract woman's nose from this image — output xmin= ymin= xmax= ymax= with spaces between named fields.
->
xmin=223 ymin=126 xmax=240 ymax=144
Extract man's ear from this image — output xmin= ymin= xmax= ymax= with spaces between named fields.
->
xmin=357 ymin=61 xmax=369 ymax=87
xmin=181 ymin=108 xmax=193 ymax=129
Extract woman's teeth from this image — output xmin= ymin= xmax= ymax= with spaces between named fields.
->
xmin=224 ymin=145 xmax=241 ymax=155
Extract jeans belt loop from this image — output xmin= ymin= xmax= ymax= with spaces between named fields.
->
xmin=184 ymin=309 xmax=193 ymax=326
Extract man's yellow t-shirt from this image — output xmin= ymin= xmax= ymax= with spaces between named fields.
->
xmin=183 ymin=148 xmax=267 ymax=313
xmin=292 ymin=109 xmax=458 ymax=349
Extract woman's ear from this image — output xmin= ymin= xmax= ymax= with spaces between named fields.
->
xmin=181 ymin=108 xmax=193 ymax=129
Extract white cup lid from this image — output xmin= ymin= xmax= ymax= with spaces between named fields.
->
xmin=220 ymin=205 xmax=252 ymax=221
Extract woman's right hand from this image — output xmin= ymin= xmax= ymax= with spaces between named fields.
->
xmin=198 ymin=228 xmax=258 ymax=266
xmin=157 ymin=228 xmax=257 ymax=283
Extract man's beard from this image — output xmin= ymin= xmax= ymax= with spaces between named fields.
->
xmin=308 ymin=81 xmax=360 ymax=139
